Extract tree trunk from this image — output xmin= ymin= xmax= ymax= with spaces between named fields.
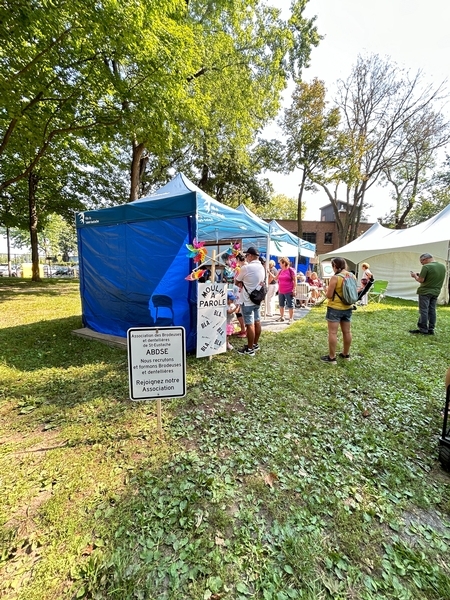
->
xmin=130 ymin=138 xmax=146 ymax=201
xmin=297 ymin=169 xmax=307 ymax=239
xmin=198 ymin=140 xmax=210 ymax=189
xmin=320 ymin=183 xmax=348 ymax=246
xmin=28 ymin=171 xmax=41 ymax=282
xmin=6 ymin=227 xmax=11 ymax=275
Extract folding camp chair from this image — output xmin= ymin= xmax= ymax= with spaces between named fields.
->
xmin=149 ymin=294 xmax=175 ymax=326
xmin=357 ymin=277 xmax=374 ymax=305
xmin=367 ymin=280 xmax=389 ymax=303
xmin=295 ymin=283 xmax=312 ymax=308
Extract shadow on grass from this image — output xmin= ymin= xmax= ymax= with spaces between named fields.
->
xmin=0 ymin=278 xmax=78 ymax=301
xmin=0 ymin=316 xmax=124 ymax=372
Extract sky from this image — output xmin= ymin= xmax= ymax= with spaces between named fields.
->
xmin=266 ymin=0 xmax=450 ymax=221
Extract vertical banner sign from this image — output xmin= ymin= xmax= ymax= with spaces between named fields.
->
xmin=127 ymin=327 xmax=186 ymax=401
xmin=196 ymin=282 xmax=227 ymax=358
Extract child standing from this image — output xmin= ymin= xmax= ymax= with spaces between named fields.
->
xmin=232 ymin=253 xmax=247 ymax=337
xmin=226 ymin=291 xmax=238 ymax=350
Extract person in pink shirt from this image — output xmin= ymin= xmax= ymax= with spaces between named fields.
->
xmin=276 ymin=257 xmax=296 ymax=323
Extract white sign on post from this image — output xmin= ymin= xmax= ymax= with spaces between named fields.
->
xmin=196 ymin=282 xmax=227 ymax=358
xmin=127 ymin=327 xmax=186 ymax=401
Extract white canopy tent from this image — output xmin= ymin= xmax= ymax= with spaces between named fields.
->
xmin=320 ymin=204 xmax=450 ymax=304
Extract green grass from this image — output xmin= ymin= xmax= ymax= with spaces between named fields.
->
xmin=1 ymin=278 xmax=450 ymax=599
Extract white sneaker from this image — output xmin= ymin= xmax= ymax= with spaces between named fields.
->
xmin=288 ymin=318 xmax=293 ymax=324
xmin=227 ymin=342 xmax=234 ymax=350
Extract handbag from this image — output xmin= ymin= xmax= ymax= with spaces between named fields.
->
xmin=243 ymin=282 xmax=267 ymax=305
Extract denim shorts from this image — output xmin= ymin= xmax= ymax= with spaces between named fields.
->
xmin=242 ymin=303 xmax=261 ymax=325
xmin=326 ymin=307 xmax=353 ymax=322
xmin=278 ymin=292 xmax=294 ymax=309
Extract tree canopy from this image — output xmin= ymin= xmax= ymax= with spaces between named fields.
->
xmin=0 ymin=0 xmax=320 ymax=278
xmin=280 ymin=54 xmax=450 ymax=244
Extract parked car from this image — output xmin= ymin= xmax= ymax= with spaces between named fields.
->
xmin=54 ymin=266 xmax=73 ymax=276
xmin=43 ymin=265 xmax=58 ymax=277
xmin=0 ymin=264 xmax=18 ymax=276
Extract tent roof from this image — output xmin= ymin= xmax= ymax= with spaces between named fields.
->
xmin=76 ymin=173 xmax=270 ymax=242
xmin=268 ymin=220 xmax=315 ymax=258
xmin=320 ymin=204 xmax=450 ymax=264
xmin=234 ymin=205 xmax=316 ymax=257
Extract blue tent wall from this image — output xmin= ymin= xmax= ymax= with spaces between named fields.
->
xmin=78 ymin=215 xmax=198 ymax=350
xmin=76 ymin=173 xmax=273 ymax=352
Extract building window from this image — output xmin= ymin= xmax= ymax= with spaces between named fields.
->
xmin=324 ymin=232 xmax=333 ymax=244
xmin=303 ymin=232 xmax=316 ymax=244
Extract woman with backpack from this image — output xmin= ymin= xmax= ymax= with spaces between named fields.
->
xmin=321 ymin=257 xmax=357 ymax=364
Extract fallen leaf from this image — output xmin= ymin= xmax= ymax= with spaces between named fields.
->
xmin=263 ymin=472 xmax=278 ymax=487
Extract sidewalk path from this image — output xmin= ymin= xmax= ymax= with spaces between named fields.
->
xmin=258 ymin=305 xmax=313 ymax=333
xmin=72 ymin=305 xmax=319 ymax=349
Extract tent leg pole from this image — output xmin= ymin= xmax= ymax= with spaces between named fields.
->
xmin=264 ymin=235 xmax=270 ymax=318
xmin=156 ymin=399 xmax=163 ymax=436
xmin=446 ymin=241 xmax=450 ymax=305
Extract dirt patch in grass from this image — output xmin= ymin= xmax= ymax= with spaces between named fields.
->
xmin=5 ymin=489 xmax=53 ymax=534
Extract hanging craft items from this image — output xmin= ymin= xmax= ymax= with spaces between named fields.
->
xmin=186 ymin=238 xmax=207 ymax=264
xmin=185 ymin=269 xmax=207 ymax=281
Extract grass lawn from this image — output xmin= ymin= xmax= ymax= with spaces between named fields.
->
xmin=1 ymin=278 xmax=450 ymax=600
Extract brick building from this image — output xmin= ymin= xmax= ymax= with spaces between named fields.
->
xmin=274 ymin=201 xmax=374 ymax=256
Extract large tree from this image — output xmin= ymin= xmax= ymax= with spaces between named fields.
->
xmin=399 ymin=154 xmax=450 ymax=224
xmin=285 ymin=55 xmax=449 ymax=245
xmin=1 ymin=1 xmax=320 ymax=279
xmin=0 ymin=0 xmax=197 ymax=191
xmin=380 ymin=106 xmax=450 ymax=227
xmin=280 ymin=78 xmax=341 ymax=238
xmin=0 ymin=0 xmax=202 ymax=278
xmin=128 ymin=0 xmax=320 ymax=202
xmin=247 ymin=193 xmax=303 ymax=220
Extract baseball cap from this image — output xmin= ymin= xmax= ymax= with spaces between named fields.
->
xmin=244 ymin=247 xmax=260 ymax=256
xmin=227 ymin=291 xmax=236 ymax=300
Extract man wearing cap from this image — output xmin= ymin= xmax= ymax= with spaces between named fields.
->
xmin=409 ymin=253 xmax=446 ymax=335
xmin=235 ymin=247 xmax=265 ymax=356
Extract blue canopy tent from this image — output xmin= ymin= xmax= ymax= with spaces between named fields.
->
xmin=235 ymin=205 xmax=316 ymax=260
xmin=76 ymin=173 xmax=270 ymax=351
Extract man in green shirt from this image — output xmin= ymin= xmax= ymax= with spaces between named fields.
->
xmin=409 ymin=253 xmax=446 ymax=335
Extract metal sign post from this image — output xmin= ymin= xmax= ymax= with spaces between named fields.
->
xmin=127 ymin=327 xmax=186 ymax=434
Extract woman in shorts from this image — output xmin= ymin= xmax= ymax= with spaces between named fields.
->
xmin=321 ymin=257 xmax=354 ymax=364
xmin=276 ymin=257 xmax=296 ymax=324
